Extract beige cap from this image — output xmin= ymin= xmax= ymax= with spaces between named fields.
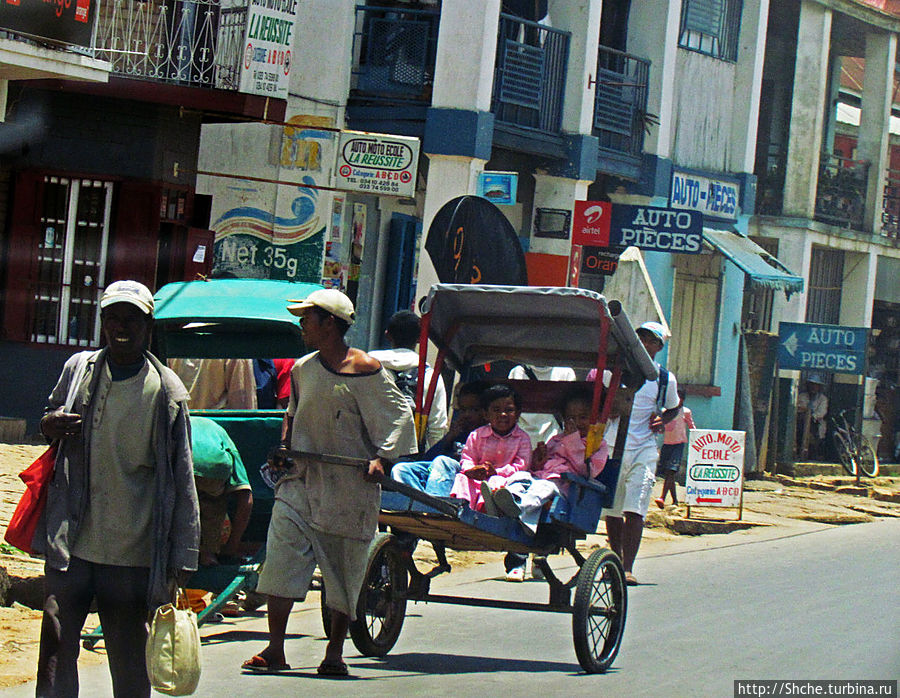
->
xmin=100 ymin=280 xmax=154 ymax=316
xmin=287 ymin=288 xmax=355 ymax=325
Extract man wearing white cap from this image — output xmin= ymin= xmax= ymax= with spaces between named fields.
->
xmin=604 ymin=321 xmax=680 ymax=586
xmin=36 ymin=280 xmax=199 ymax=697
xmin=244 ymin=289 xmax=416 ymax=677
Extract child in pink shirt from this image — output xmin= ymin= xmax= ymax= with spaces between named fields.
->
xmin=484 ymin=388 xmax=608 ymax=533
xmin=655 ymin=388 xmax=694 ymax=508
xmin=449 ymin=384 xmax=532 ymax=512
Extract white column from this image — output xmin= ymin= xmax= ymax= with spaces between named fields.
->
xmin=431 ymin=0 xmax=501 ymax=112
xmin=288 ymin=0 xmax=355 ymax=122
xmin=547 ymin=0 xmax=602 ymax=135
xmin=626 ymin=0 xmax=680 ymax=159
xmin=729 ymin=0 xmax=770 ymax=173
xmin=782 ymin=1 xmax=832 ymax=219
xmin=839 ymin=250 xmax=877 ymax=328
xmin=857 ymin=29 xmax=897 ymax=234
xmin=530 ymin=175 xmax=590 ymax=258
xmin=415 ymin=156 xmax=486 ymax=303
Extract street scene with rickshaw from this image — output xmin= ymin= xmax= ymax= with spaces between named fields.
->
xmin=1 ymin=0 xmax=900 ymax=696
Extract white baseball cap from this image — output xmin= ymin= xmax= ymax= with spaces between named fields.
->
xmin=287 ymin=289 xmax=355 ymax=325
xmin=100 ymin=280 xmax=154 ymax=316
xmin=637 ymin=321 xmax=668 ymax=345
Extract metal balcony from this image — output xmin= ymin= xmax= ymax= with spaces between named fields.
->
xmin=93 ymin=0 xmax=247 ymax=90
xmin=882 ymin=168 xmax=900 ymax=239
xmin=491 ymin=13 xmax=569 ymax=136
xmin=814 ymin=153 xmax=869 ymax=231
xmin=350 ymin=4 xmax=440 ymax=102
xmin=593 ymin=45 xmax=649 ymax=161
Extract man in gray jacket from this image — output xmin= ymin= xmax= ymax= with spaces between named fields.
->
xmin=35 ymin=280 xmax=200 ymax=698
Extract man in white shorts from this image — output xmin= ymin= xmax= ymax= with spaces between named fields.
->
xmin=242 ymin=289 xmax=416 ymax=677
xmin=604 ymin=322 xmax=680 ymax=586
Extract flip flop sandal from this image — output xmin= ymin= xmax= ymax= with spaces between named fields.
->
xmin=624 ymin=572 xmax=639 ymax=586
xmin=242 ymin=655 xmax=291 ymax=673
xmin=317 ymin=659 xmax=349 ymax=677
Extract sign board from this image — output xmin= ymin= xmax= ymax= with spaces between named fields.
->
xmin=581 ymin=246 xmax=622 ymax=276
xmin=572 ymin=200 xmax=612 ymax=246
xmin=335 ymin=131 xmax=420 ymax=197
xmin=686 ymin=430 xmax=745 ymax=508
xmin=476 ymin=171 xmax=518 ymax=206
xmin=0 ymin=0 xmax=95 ymax=47
xmin=670 ymin=169 xmax=740 ymax=220
xmin=777 ymin=322 xmax=868 ymax=375
xmin=238 ymin=0 xmax=297 ymax=99
xmin=610 ymin=204 xmax=702 ymax=253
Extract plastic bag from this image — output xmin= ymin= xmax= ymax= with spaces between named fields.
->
xmin=146 ymin=591 xmax=201 ymax=696
xmin=4 ymin=444 xmax=57 ymax=554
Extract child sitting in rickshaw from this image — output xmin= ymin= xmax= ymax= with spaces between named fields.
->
xmin=482 ymin=388 xmax=609 ymax=533
xmin=449 ymin=384 xmax=532 ymax=511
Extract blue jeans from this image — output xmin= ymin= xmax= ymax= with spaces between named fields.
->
xmin=391 ymin=455 xmax=460 ymax=497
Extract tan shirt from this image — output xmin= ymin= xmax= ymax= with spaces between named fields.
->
xmin=283 ymin=352 xmax=417 ymax=540
xmin=168 ymin=358 xmax=257 ymax=410
xmin=72 ymin=362 xmax=160 ymax=567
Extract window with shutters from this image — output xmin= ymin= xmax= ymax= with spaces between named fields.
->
xmin=669 ymin=253 xmax=722 ymax=385
xmin=31 ymin=177 xmax=113 ymax=346
xmin=678 ymin=0 xmax=743 ymax=62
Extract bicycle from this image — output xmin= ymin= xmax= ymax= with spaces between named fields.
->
xmin=832 ymin=409 xmax=879 ymax=478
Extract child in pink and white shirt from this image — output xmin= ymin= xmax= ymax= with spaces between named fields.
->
xmin=449 ymin=384 xmax=532 ymax=512
xmin=655 ymin=388 xmax=693 ymax=508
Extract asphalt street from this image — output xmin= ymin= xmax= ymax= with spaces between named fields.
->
xmin=4 ymin=518 xmax=898 ymax=697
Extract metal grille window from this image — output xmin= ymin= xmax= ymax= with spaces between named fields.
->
xmin=32 ymin=177 xmax=113 ymax=346
xmin=678 ymin=0 xmax=742 ymax=62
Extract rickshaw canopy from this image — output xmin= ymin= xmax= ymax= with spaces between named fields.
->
xmin=420 ymin=284 xmax=658 ymax=382
xmin=152 ymin=278 xmax=321 ymax=359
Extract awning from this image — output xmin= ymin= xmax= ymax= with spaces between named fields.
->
xmin=702 ymin=228 xmax=805 ymax=295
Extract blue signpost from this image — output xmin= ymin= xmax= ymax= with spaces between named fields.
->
xmin=776 ymin=322 xmax=868 ymax=375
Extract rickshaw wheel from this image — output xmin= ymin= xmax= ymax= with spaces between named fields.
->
xmin=348 ymin=532 xmax=408 ymax=657
xmin=572 ymin=547 xmax=627 ymax=674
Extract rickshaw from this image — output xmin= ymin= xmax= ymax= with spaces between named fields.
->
xmin=342 ymin=284 xmax=659 ymax=674
xmin=82 ymin=278 xmax=322 ymax=648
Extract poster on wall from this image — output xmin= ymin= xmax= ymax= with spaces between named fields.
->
xmin=209 ymin=178 xmax=325 ymax=283
xmin=0 ymin=0 xmax=96 ymax=47
xmin=335 ymin=131 xmax=419 ymax=197
xmin=238 ymin=0 xmax=297 ymax=99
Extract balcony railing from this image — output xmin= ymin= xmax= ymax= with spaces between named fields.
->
xmin=93 ymin=0 xmax=247 ymax=90
xmin=491 ymin=13 xmax=569 ymax=134
xmin=755 ymin=144 xmax=787 ymax=216
xmin=350 ymin=4 xmax=440 ymax=102
xmin=593 ymin=45 xmax=649 ymax=160
xmin=814 ymin=153 xmax=869 ymax=230
xmin=882 ymin=168 xmax=900 ymax=239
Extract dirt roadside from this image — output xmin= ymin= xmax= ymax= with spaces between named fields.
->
xmin=2 ymin=442 xmax=899 ymax=689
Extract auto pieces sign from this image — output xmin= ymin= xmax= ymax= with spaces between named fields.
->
xmin=685 ymin=430 xmax=745 ymax=508
xmin=335 ymin=131 xmax=419 ymax=197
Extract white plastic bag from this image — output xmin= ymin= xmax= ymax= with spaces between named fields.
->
xmin=146 ymin=591 xmax=201 ymax=696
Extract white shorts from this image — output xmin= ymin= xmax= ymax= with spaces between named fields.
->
xmin=256 ymin=495 xmax=370 ymax=620
xmin=604 ymin=442 xmax=659 ymax=519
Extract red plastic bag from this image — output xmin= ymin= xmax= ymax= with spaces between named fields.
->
xmin=4 ymin=444 xmax=57 ymax=554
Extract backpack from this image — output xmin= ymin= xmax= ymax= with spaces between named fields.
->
xmin=391 ymin=367 xmax=418 ymax=408
xmin=656 ymin=368 xmax=670 ymax=412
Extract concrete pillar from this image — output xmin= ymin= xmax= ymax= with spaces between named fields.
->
xmin=530 ymin=174 xmax=590 ymax=256
xmin=857 ymin=29 xmax=897 ymax=234
xmin=415 ymin=0 xmax=500 ymax=304
xmin=782 ymin=1 xmax=832 ymax=219
xmin=626 ymin=0 xmax=680 ymax=159
xmin=547 ymin=0 xmax=603 ymax=135
xmin=839 ymin=249 xmax=877 ymax=329
xmin=822 ymin=54 xmax=843 ymax=159
xmin=289 ymin=0 xmax=355 ymax=121
xmin=729 ymin=0 xmax=770 ymax=174
xmin=431 ymin=0 xmax=501 ymax=112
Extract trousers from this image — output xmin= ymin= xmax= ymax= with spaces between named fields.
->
xmin=37 ymin=556 xmax=151 ymax=698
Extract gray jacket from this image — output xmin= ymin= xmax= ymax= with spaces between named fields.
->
xmin=37 ymin=348 xmax=200 ymax=608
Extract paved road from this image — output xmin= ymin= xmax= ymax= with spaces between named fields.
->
xmin=5 ymin=519 xmax=898 ymax=697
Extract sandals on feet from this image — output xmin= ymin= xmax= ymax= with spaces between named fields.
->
xmin=624 ymin=572 xmax=639 ymax=586
xmin=317 ymin=659 xmax=349 ymax=676
xmin=241 ymin=654 xmax=291 ymax=673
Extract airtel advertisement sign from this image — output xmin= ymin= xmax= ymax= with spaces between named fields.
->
xmin=572 ymin=201 xmax=611 ymax=247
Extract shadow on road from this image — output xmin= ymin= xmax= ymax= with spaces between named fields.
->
xmin=201 ymin=630 xmax=308 ymax=645
xmin=358 ymin=651 xmax=600 ymax=676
